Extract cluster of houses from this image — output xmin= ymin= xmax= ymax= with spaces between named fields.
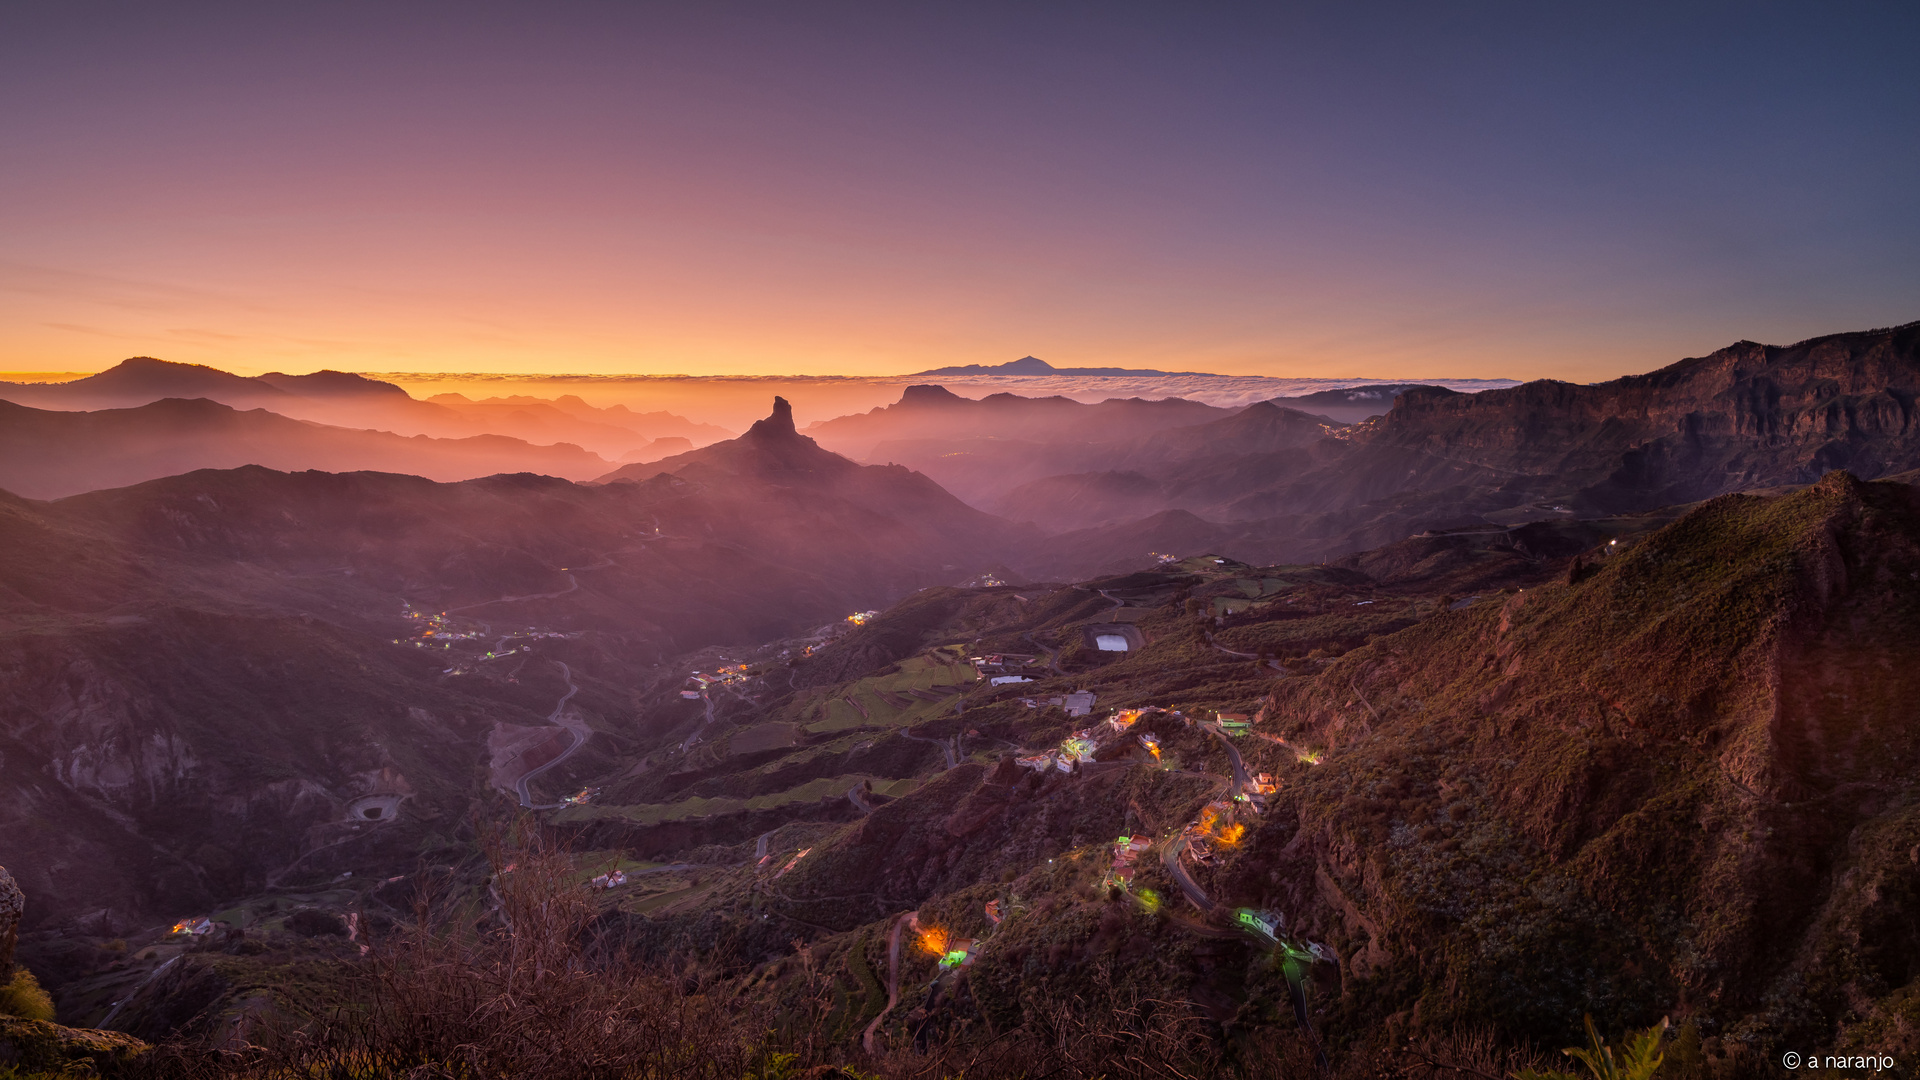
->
xmin=588 ymin=869 xmax=628 ymax=890
xmin=1012 ymin=704 xmax=1164 ymax=773
xmin=1008 ymin=705 xmax=1283 ymax=809
xmin=1103 ymin=835 xmax=1155 ymax=889
xmin=680 ymin=663 xmax=753 ymax=698
xmin=394 ymin=603 xmax=576 ymax=675
xmin=970 ymin=652 xmax=1047 ymax=687
xmin=1014 ymin=723 xmax=1100 ymax=774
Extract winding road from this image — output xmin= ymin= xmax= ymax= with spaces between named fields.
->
xmin=100 ymin=955 xmax=180 ymax=1029
xmin=515 ymin=662 xmax=586 ymax=809
xmin=679 ymin=690 xmax=717 ymax=752
xmin=901 ymin=727 xmax=959 ymax=770
xmin=1201 ymin=721 xmax=1251 ymax=795
xmin=452 ymin=572 xmax=580 ymax=613
xmin=1022 ymin=632 xmax=1067 ymax=676
xmin=1162 ymin=832 xmax=1222 ymax=917
xmin=863 ymin=910 xmax=915 ymax=1056
xmin=847 ymin=783 xmax=875 ymax=815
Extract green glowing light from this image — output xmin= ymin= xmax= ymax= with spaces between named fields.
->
xmin=939 ymin=950 xmax=968 ymax=968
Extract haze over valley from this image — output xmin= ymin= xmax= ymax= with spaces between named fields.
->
xmin=3 ymin=4 xmax=1918 ymax=1078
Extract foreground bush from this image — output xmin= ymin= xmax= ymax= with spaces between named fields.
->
xmin=114 ymin=825 xmax=1578 ymax=1079
xmin=0 ymin=968 xmax=55 ymax=1023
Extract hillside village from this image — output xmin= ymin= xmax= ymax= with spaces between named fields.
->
xmin=31 ymin=525 xmax=1658 ymax=1050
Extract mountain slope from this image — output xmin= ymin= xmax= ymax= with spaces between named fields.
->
xmin=1263 ymin=383 xmax=1443 ymax=424
xmin=597 ymin=397 xmax=1026 ymax=554
xmin=1229 ymin=471 xmax=1920 ymax=1047
xmin=989 ymin=402 xmax=1345 ymax=529
xmin=1027 ymin=322 xmax=1920 ymax=575
xmin=565 ymin=470 xmax=1920 ymax=1065
xmin=804 ymin=385 xmax=1233 ymax=461
xmin=0 ymin=439 xmax=1030 ymax=928
xmin=0 ymin=397 xmax=614 ymax=498
xmin=0 ymin=358 xmax=723 ymax=459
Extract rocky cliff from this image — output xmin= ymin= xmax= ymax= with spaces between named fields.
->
xmin=1360 ymin=322 xmax=1920 ymax=512
xmin=1029 ymin=322 xmax=1920 ymax=572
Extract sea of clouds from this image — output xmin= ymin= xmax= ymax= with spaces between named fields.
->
xmin=368 ymin=371 xmax=1522 ymax=430
xmin=912 ymin=373 xmax=1520 ymax=408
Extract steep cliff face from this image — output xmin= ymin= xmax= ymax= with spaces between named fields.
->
xmin=1038 ymin=323 xmax=1920 ymax=571
xmin=0 ymin=604 xmax=511 ymax=926
xmin=1358 ymin=322 xmax=1920 ymax=512
xmin=0 ymin=865 xmax=21 ymax=979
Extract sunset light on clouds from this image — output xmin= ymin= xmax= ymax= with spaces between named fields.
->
xmin=3 ymin=2 xmax=1916 ymax=381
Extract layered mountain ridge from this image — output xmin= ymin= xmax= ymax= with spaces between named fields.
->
xmin=0 ymin=399 xmax=1033 ymax=929
xmin=0 ymin=358 xmax=730 ymax=470
xmin=989 ymin=322 xmax=1920 ymax=571
xmin=6 ymin=322 xmax=1920 ymax=1074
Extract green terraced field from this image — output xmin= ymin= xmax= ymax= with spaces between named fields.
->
xmin=556 ymin=772 xmax=890 ymax=825
xmin=805 ymin=654 xmax=978 ymax=733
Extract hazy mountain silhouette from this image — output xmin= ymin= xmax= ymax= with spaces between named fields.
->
xmin=0 ymin=424 xmax=1032 ymax=923
xmin=0 ymin=397 xmax=614 ymax=499
xmin=598 ymin=396 xmax=1024 ymax=555
xmin=1261 ymin=383 xmax=1443 ymax=423
xmin=1004 ymin=321 xmax=1920 ymax=571
xmin=0 ymin=358 xmax=726 ymax=460
xmin=807 ymin=384 xmax=1230 ymax=457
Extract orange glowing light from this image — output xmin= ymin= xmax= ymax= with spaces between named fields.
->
xmin=918 ymin=926 xmax=950 ymax=956
xmin=1218 ymin=823 xmax=1246 ymax=846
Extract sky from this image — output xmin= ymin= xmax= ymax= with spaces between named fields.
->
xmin=2 ymin=1 xmax=1915 ymax=383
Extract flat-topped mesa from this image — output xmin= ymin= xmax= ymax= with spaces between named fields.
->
xmin=898 ymin=384 xmax=968 ymax=408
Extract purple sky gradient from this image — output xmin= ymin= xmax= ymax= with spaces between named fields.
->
xmin=2 ymin=1 xmax=1915 ymax=380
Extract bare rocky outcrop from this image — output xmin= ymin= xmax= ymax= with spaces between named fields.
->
xmin=0 ymin=864 xmax=20 ymax=980
xmin=0 ymin=864 xmax=146 ymax=1071
xmin=0 ymin=1018 xmax=147 ymax=1073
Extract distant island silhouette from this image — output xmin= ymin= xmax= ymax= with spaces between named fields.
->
xmin=911 ymin=355 xmax=1210 ymax=377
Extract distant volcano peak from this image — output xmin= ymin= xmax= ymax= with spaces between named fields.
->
xmin=911 ymin=354 xmax=1206 ymax=377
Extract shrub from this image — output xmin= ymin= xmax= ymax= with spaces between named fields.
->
xmin=0 ymin=967 xmax=55 ymax=1022
xmin=283 ymin=910 xmax=348 ymax=938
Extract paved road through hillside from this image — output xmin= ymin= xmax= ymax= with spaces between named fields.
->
xmin=679 ymin=690 xmax=717 ymax=752
xmin=901 ymin=727 xmax=959 ymax=769
xmin=864 ymin=910 xmax=915 ymax=1055
xmin=453 ymin=572 xmax=579 ymax=613
xmin=516 ymin=661 xmax=584 ymax=809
